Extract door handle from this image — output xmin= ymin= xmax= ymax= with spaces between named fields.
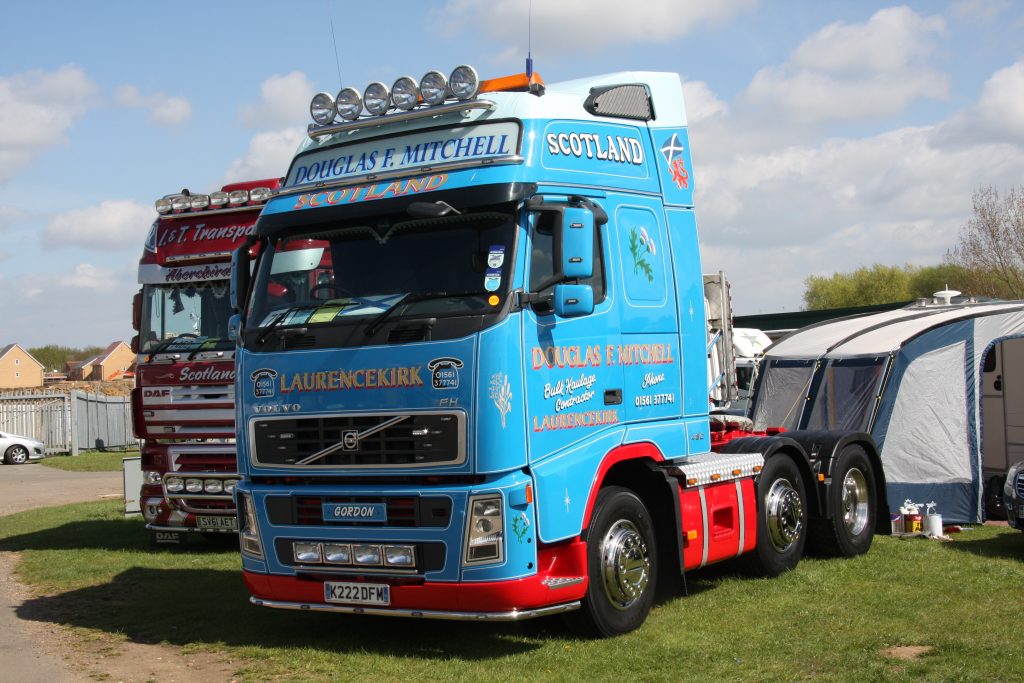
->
xmin=604 ymin=389 xmax=622 ymax=405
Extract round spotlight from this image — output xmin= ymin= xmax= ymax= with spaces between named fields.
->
xmin=363 ymin=82 xmax=391 ymax=115
xmin=420 ymin=70 xmax=448 ymax=105
xmin=310 ymin=92 xmax=336 ymax=125
xmin=449 ymin=65 xmax=480 ymax=100
xmin=335 ymin=87 xmax=362 ymax=121
xmin=391 ymin=76 xmax=419 ymax=110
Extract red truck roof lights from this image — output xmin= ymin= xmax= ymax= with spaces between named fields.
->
xmin=154 ymin=177 xmax=281 ymax=216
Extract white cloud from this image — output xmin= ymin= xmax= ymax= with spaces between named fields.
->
xmin=116 ymin=85 xmax=192 ymax=126
xmin=951 ymin=0 xmax=1011 ymax=23
xmin=239 ymin=72 xmax=315 ymax=129
xmin=741 ymin=6 xmax=948 ymax=123
xmin=43 ymin=200 xmax=153 ymax=250
xmin=222 ymin=127 xmax=304 ymax=184
xmin=434 ymin=0 xmax=758 ymax=54
xmin=58 ymin=263 xmax=118 ymax=292
xmin=938 ymin=60 xmax=1024 ymax=146
xmin=0 ymin=65 xmax=97 ymax=183
xmin=681 ymin=80 xmax=729 ymax=124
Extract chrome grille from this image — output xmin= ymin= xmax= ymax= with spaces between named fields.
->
xmin=251 ymin=412 xmax=465 ymax=468
xmin=1016 ymin=472 xmax=1024 ymax=498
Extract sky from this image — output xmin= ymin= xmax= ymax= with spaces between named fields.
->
xmin=1 ymin=0 xmax=1023 ymax=349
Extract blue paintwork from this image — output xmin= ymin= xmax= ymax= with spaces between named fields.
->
xmin=236 ymin=72 xmax=716 ymax=590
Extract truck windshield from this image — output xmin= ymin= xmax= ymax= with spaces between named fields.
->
xmin=139 ymin=280 xmax=234 ymax=353
xmin=248 ymin=205 xmax=517 ymax=332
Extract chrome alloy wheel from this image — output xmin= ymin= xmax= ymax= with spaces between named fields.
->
xmin=599 ymin=519 xmax=651 ymax=611
xmin=765 ymin=478 xmax=803 ymax=552
xmin=841 ymin=467 xmax=869 ymax=536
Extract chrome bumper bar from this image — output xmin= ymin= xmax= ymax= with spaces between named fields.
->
xmin=250 ymin=596 xmax=580 ymax=621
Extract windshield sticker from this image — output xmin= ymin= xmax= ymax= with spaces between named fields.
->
xmin=489 ymin=373 xmax=513 ymax=429
xmin=428 ymin=357 xmax=463 ymax=390
xmin=308 ymin=305 xmax=345 ymax=324
xmin=251 ymin=369 xmax=278 ymax=398
xmin=487 ymin=246 xmax=505 ymax=268
xmin=484 ymin=268 xmax=502 ymax=292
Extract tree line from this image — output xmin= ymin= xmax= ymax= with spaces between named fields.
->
xmin=804 ymin=186 xmax=1024 ymax=309
xmin=28 ymin=345 xmax=107 ymax=372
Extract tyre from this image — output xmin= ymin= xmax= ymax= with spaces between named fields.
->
xmin=747 ymin=454 xmax=807 ymax=576
xmin=809 ymin=444 xmax=876 ymax=557
xmin=4 ymin=444 xmax=30 ymax=465
xmin=567 ymin=486 xmax=657 ymax=637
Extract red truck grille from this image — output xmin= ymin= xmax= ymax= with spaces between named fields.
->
xmin=135 ymin=361 xmax=236 ymax=440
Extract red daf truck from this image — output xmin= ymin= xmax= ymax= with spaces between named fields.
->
xmin=132 ymin=178 xmax=278 ymax=544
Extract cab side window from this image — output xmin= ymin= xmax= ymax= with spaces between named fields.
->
xmin=529 ymin=211 xmax=606 ymax=304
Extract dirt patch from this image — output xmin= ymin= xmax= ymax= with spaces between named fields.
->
xmin=882 ymin=645 xmax=933 ymax=660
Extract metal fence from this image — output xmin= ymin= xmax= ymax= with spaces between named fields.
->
xmin=0 ymin=390 xmax=138 ymax=455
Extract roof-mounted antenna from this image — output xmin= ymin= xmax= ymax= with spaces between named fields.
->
xmin=525 ymin=0 xmax=544 ymax=96
xmin=327 ymin=0 xmax=343 ymax=90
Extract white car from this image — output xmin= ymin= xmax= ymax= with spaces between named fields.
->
xmin=0 ymin=431 xmax=45 ymax=464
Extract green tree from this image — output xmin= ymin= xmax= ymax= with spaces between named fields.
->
xmin=28 ymin=344 xmax=106 ymax=372
xmin=802 ymin=263 xmax=970 ymax=310
xmin=946 ymin=185 xmax=1024 ymax=299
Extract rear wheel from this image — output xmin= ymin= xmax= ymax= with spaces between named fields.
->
xmin=809 ymin=444 xmax=876 ymax=557
xmin=567 ymin=486 xmax=657 ymax=637
xmin=747 ymin=455 xmax=807 ymax=576
xmin=4 ymin=444 xmax=30 ymax=465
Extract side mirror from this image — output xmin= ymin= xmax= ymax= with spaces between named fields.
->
xmin=228 ymin=314 xmax=241 ymax=343
xmin=560 ymin=206 xmax=594 ymax=280
xmin=231 ymin=246 xmax=250 ymax=313
xmin=131 ymin=291 xmax=142 ymax=331
xmin=553 ymin=284 xmax=594 ymax=317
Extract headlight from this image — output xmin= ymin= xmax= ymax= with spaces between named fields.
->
xmin=449 ymin=65 xmax=479 ymax=100
xmin=391 ymin=76 xmax=419 ymax=110
xmin=239 ymin=492 xmax=263 ymax=558
xmin=464 ymin=494 xmax=504 ymax=565
xmin=185 ymin=478 xmax=203 ymax=493
xmin=323 ymin=543 xmax=351 ymax=564
xmin=353 ymin=544 xmax=383 ymax=566
xmin=335 ymin=87 xmax=362 ymax=121
xmin=420 ymin=70 xmax=448 ymax=105
xmin=204 ymin=479 xmax=224 ymax=494
xmin=293 ymin=542 xmax=322 ymax=564
xmin=363 ymin=82 xmax=390 ymax=115
xmin=165 ymin=477 xmax=184 ymax=493
xmin=310 ymin=91 xmax=336 ymax=125
xmin=143 ymin=470 xmax=163 ymax=486
xmin=383 ymin=544 xmax=416 ymax=567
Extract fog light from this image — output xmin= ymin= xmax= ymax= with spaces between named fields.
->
xmin=210 ymin=191 xmax=229 ymax=206
xmin=310 ymin=91 xmax=336 ymax=125
xmin=249 ymin=186 xmax=272 ymax=202
xmin=335 ymin=87 xmax=362 ymax=121
xmin=155 ymin=198 xmax=173 ymax=214
xmin=363 ymin=82 xmax=390 ymax=115
xmin=323 ymin=543 xmax=351 ymax=564
xmin=189 ymin=194 xmax=211 ymax=210
xmin=228 ymin=189 xmax=249 ymax=205
xmin=352 ymin=544 xmax=382 ymax=565
xmin=391 ymin=76 xmax=419 ymax=110
xmin=223 ymin=479 xmax=238 ymax=495
xmin=185 ymin=478 xmax=203 ymax=493
xmin=449 ymin=65 xmax=479 ymax=100
xmin=383 ymin=545 xmax=415 ymax=567
xmin=420 ymin=70 xmax=448 ymax=105
xmin=165 ymin=477 xmax=184 ymax=493
xmin=294 ymin=542 xmax=322 ymax=563
xmin=170 ymin=195 xmax=190 ymax=211
xmin=204 ymin=479 xmax=224 ymax=494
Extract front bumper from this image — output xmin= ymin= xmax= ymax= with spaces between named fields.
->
xmin=141 ymin=494 xmax=237 ymax=533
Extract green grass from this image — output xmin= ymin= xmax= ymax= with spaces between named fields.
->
xmin=40 ymin=449 xmax=138 ymax=472
xmin=2 ymin=501 xmax=1024 ymax=682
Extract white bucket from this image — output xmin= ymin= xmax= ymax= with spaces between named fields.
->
xmin=925 ymin=513 xmax=943 ymax=537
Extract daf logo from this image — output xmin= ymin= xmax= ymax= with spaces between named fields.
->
xmin=342 ymin=430 xmax=360 ymax=451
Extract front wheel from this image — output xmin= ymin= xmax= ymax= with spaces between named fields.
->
xmin=4 ymin=444 xmax=30 ymax=465
xmin=809 ymin=444 xmax=876 ymax=557
xmin=747 ymin=454 xmax=807 ymax=576
xmin=567 ymin=486 xmax=657 ymax=637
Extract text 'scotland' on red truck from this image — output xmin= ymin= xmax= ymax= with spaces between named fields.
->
xmin=131 ymin=179 xmax=279 ymax=545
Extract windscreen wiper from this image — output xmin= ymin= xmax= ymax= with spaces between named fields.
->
xmin=364 ymin=291 xmax=490 ymax=337
xmin=146 ymin=333 xmax=204 ymax=357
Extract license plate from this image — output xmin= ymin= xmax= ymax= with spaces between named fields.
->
xmin=323 ymin=502 xmax=386 ymax=523
xmin=196 ymin=515 xmax=237 ymax=530
xmin=324 ymin=581 xmax=390 ymax=606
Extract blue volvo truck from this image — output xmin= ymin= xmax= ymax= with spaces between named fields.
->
xmin=229 ymin=65 xmax=887 ymax=636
